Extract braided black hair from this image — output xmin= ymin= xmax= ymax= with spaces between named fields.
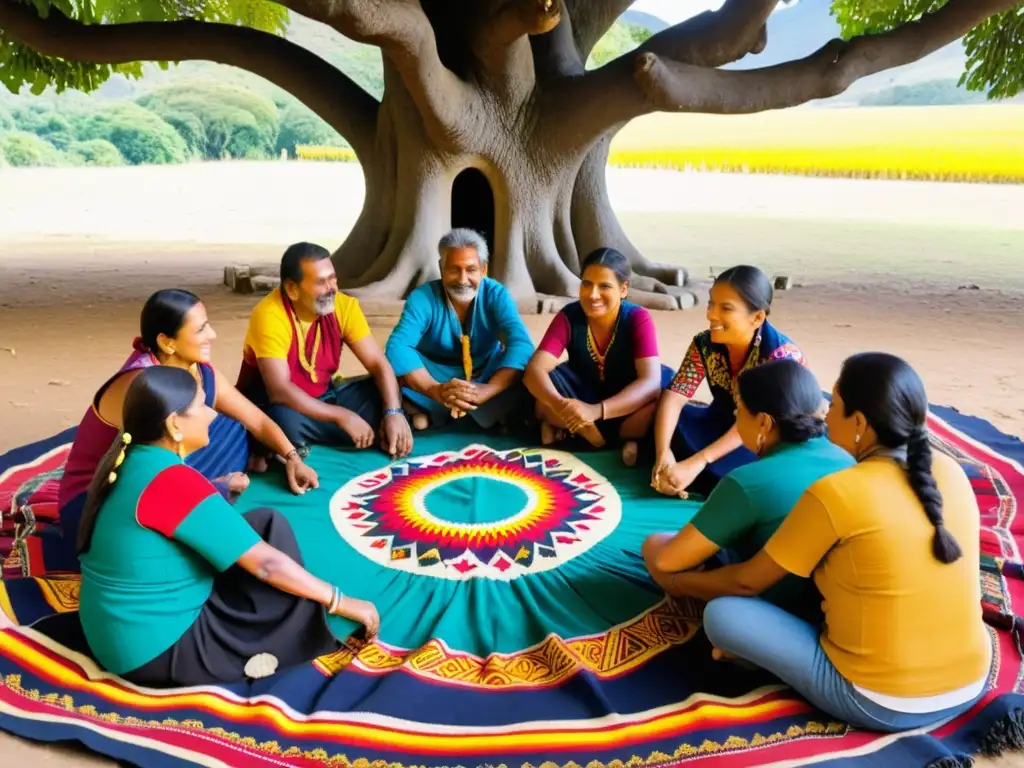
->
xmin=836 ymin=352 xmax=961 ymax=564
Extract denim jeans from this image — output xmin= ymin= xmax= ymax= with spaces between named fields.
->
xmin=702 ymin=596 xmax=987 ymax=732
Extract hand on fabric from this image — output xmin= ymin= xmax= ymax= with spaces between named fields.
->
xmin=559 ymin=399 xmax=600 ymax=434
xmin=334 ymin=596 xmax=381 ymax=640
xmin=285 ymin=456 xmax=318 ymax=495
xmin=335 ymin=409 xmax=375 ymax=449
xmin=381 ymin=412 xmax=413 ymax=459
xmin=663 ymin=455 xmax=707 ymax=496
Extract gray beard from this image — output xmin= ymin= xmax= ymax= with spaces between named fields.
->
xmin=446 ymin=284 xmax=477 ymax=303
xmin=314 ymin=293 xmax=336 ymax=315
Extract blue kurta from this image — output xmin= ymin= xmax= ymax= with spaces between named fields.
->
xmin=385 ymin=278 xmax=535 ymax=428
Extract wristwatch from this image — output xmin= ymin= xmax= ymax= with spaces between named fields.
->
xmin=384 ymin=407 xmax=406 ymax=418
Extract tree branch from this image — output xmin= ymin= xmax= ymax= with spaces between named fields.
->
xmin=0 ymin=0 xmax=380 ymax=161
xmin=635 ymin=0 xmax=1020 ymax=114
xmin=640 ymin=0 xmax=779 ymax=68
xmin=469 ymin=0 xmax=562 ymax=103
xmin=563 ymin=0 xmax=634 ymax=59
xmin=475 ymin=0 xmax=561 ymax=52
xmin=531 ymin=10 xmax=584 ymax=80
xmin=546 ymin=0 xmax=1018 ymax=152
xmin=328 ymin=0 xmax=474 ymax=148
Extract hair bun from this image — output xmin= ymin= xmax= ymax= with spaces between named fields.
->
xmin=778 ymin=414 xmax=827 ymax=443
xmin=131 ymin=336 xmax=150 ymax=353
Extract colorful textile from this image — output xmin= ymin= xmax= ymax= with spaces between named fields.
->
xmin=668 ymin=321 xmax=805 ymax=403
xmin=238 ymin=289 xmax=372 ymax=401
xmin=690 ymin=437 xmax=854 ymax=615
xmin=1 ymin=407 xmax=1023 ymax=768
xmin=385 ymin=279 xmax=534 ymax=427
xmin=79 ymin=447 xmax=262 ymax=675
xmin=766 ymin=449 xmax=991 ymax=698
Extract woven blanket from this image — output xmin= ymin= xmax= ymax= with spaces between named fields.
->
xmin=1 ymin=409 xmax=1022 ymax=768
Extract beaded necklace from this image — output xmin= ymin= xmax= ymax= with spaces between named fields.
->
xmin=586 ymin=311 xmax=621 ymax=382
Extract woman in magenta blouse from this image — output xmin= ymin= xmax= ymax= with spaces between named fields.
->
xmin=524 ymin=248 xmax=673 ymax=466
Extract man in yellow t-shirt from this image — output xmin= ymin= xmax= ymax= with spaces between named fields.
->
xmin=237 ymin=242 xmax=413 ymax=459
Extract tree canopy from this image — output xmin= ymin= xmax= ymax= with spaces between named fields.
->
xmin=2 ymin=1 xmax=1021 ymax=107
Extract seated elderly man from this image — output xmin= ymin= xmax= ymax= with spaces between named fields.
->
xmin=237 ymin=242 xmax=413 ymax=459
xmin=385 ymin=228 xmax=535 ymax=431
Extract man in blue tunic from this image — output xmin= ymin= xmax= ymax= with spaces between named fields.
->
xmin=385 ymin=229 xmax=535 ymax=430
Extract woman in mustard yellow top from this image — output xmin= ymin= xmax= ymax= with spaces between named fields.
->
xmin=662 ymin=352 xmax=991 ymax=732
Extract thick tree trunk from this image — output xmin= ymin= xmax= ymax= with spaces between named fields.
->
xmin=335 ymin=97 xmax=698 ymax=310
xmin=333 ymin=2 xmax=698 ymax=310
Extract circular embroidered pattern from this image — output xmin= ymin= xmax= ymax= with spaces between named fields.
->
xmin=330 ymin=444 xmax=621 ymax=581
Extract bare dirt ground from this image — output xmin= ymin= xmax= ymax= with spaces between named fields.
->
xmin=0 ymin=163 xmax=1022 ymax=766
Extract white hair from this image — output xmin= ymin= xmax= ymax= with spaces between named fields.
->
xmin=438 ymin=228 xmax=489 ymax=269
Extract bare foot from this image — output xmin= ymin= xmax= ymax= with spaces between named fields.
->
xmin=411 ymin=413 xmax=429 ymax=431
xmin=622 ymin=441 xmax=639 ymax=467
xmin=540 ymin=421 xmax=564 ymax=445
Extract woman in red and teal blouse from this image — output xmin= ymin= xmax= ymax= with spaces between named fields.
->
xmin=77 ymin=366 xmax=380 ymax=687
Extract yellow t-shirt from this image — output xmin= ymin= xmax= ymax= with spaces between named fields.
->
xmin=765 ymin=451 xmax=990 ymax=697
xmin=241 ymin=290 xmax=371 ymax=397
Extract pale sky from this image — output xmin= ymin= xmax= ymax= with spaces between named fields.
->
xmin=630 ymin=0 xmax=721 ymax=24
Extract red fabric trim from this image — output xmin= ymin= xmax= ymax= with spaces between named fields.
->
xmin=281 ymin=292 xmax=342 ymax=399
xmin=136 ymin=464 xmax=217 ymax=538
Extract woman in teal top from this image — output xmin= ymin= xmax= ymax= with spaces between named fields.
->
xmin=77 ymin=366 xmax=381 ymax=687
xmin=643 ymin=359 xmax=852 ymax=619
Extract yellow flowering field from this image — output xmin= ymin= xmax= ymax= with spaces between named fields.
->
xmin=611 ymin=106 xmax=1024 ymax=183
xmin=297 ymin=105 xmax=1024 ymax=183
xmin=296 ymin=144 xmax=358 ymax=162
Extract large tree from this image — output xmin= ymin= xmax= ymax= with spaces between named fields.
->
xmin=1 ymin=0 xmax=1022 ymax=308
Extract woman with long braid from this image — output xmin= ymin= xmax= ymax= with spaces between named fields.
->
xmin=662 ymin=353 xmax=991 ymax=732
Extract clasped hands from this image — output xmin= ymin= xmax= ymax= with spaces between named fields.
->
xmin=557 ymin=398 xmax=603 ymax=434
xmin=434 ymin=379 xmax=495 ymax=417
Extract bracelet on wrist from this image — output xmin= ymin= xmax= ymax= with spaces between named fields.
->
xmin=284 ymin=449 xmax=299 ymax=462
xmin=327 ymin=585 xmax=345 ymax=613
xmin=600 ymin=401 xmax=607 ymax=421
xmin=384 ymin=407 xmax=405 ymax=418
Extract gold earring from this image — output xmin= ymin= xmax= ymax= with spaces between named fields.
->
xmin=756 ymin=433 xmax=765 ymax=456
xmin=174 ymin=431 xmax=184 ymax=459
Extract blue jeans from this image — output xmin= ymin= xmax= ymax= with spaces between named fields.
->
xmin=702 ymin=597 xmax=988 ymax=732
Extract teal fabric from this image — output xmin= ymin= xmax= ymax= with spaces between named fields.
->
xmin=235 ymin=426 xmax=700 ymax=657
xmin=690 ymin=437 xmax=854 ymax=612
xmin=79 ymin=446 xmax=262 ymax=675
